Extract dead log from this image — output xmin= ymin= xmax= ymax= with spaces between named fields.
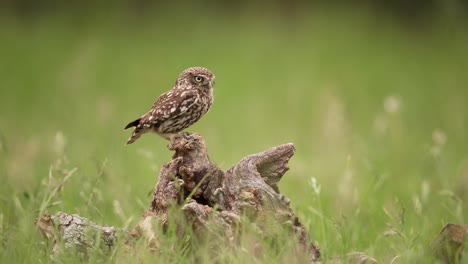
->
xmin=35 ymin=212 xmax=126 ymax=260
xmin=36 ymin=133 xmax=321 ymax=261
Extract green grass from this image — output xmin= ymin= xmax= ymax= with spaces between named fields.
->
xmin=1 ymin=7 xmax=468 ymax=263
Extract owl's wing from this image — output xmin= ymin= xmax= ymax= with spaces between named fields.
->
xmin=124 ymin=89 xmax=199 ymax=144
xmin=143 ymin=89 xmax=199 ymax=124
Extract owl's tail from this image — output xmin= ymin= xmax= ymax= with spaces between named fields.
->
xmin=124 ymin=118 xmax=142 ymax=145
xmin=124 ymin=118 xmax=141 ymax=130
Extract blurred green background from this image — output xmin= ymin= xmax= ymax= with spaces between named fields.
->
xmin=1 ymin=0 xmax=467 ymax=262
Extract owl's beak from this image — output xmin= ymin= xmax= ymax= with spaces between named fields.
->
xmin=209 ymin=79 xmax=215 ymax=87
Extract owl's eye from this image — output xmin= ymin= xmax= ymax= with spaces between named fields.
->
xmin=194 ymin=76 xmax=204 ymax=83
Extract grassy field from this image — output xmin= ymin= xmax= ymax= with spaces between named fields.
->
xmin=1 ymin=6 xmax=468 ymax=263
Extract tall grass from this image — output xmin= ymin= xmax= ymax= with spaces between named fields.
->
xmin=0 ymin=7 xmax=467 ymax=263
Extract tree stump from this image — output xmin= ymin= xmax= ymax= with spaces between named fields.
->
xmin=430 ymin=223 xmax=467 ymax=264
xmin=131 ymin=133 xmax=320 ymax=261
xmin=36 ymin=133 xmax=321 ymax=262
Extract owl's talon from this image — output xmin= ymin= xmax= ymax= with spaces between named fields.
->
xmin=167 ymin=133 xmax=194 ymax=151
xmin=167 ymin=142 xmax=175 ymax=151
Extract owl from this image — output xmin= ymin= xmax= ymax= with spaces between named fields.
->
xmin=124 ymin=67 xmax=215 ymax=144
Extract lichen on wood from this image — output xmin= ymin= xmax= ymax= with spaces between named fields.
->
xmin=36 ymin=212 xmax=125 ymax=260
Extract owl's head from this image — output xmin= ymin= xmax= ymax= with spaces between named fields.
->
xmin=177 ymin=67 xmax=215 ymax=89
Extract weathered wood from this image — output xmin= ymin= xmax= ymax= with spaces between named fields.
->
xmin=132 ymin=132 xmax=320 ymax=261
xmin=35 ymin=212 xmax=125 ymax=260
xmin=36 ymin=132 xmax=321 ymax=261
xmin=430 ymin=223 xmax=467 ymax=264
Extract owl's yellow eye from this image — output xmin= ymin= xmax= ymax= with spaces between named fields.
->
xmin=194 ymin=76 xmax=204 ymax=83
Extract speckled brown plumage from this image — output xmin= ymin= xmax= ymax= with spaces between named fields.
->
xmin=124 ymin=67 xmax=215 ymax=144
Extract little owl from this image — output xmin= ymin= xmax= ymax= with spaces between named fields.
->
xmin=124 ymin=67 xmax=215 ymax=144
